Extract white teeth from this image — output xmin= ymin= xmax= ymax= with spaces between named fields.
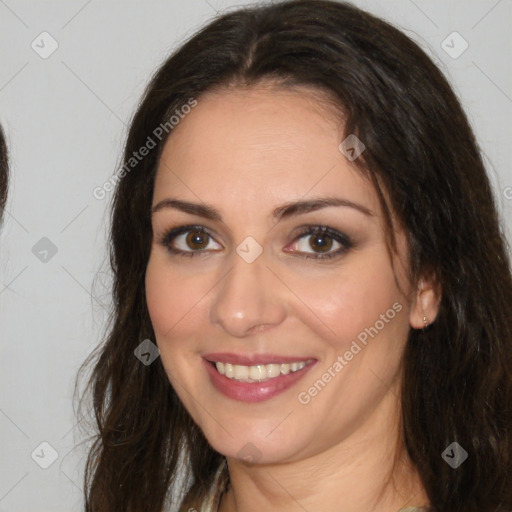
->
xmin=233 ymin=364 xmax=249 ymax=380
xmin=214 ymin=361 xmax=307 ymax=382
xmin=225 ymin=363 xmax=234 ymax=379
xmin=266 ymin=364 xmax=281 ymax=378
xmin=249 ymin=365 xmax=266 ymax=380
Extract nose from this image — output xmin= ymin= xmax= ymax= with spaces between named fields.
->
xmin=209 ymin=249 xmax=287 ymax=338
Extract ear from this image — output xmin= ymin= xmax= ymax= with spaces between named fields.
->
xmin=409 ymin=274 xmax=442 ymax=329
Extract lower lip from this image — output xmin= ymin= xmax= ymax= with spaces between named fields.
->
xmin=203 ymin=359 xmax=317 ymax=403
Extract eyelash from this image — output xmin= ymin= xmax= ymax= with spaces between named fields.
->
xmin=158 ymin=224 xmax=353 ymax=260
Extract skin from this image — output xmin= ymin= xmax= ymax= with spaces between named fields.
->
xmin=145 ymin=84 xmax=441 ymax=512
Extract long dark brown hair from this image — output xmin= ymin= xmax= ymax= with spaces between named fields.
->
xmin=75 ymin=1 xmax=512 ymax=511
xmin=0 ymin=124 xmax=8 ymax=222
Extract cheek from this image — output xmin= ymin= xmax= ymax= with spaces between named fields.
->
xmin=145 ymin=253 xmax=205 ymax=336
xmin=145 ymin=259 xmax=176 ymax=333
xmin=292 ymin=254 xmax=406 ymax=348
xmin=145 ymin=256 xmax=203 ymax=388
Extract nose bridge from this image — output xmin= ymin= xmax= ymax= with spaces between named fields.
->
xmin=209 ymin=248 xmax=287 ymax=337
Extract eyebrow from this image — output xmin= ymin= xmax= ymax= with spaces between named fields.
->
xmin=151 ymin=197 xmax=374 ymax=221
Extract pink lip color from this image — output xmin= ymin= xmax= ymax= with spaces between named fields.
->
xmin=203 ymin=357 xmax=317 ymax=403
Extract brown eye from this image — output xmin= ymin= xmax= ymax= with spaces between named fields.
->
xmin=160 ymin=225 xmax=222 ymax=257
xmin=285 ymin=225 xmax=353 ymax=260
xmin=185 ymin=230 xmax=209 ymax=250
xmin=308 ymin=233 xmax=334 ymax=253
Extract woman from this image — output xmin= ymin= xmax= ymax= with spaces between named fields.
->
xmin=77 ymin=1 xmax=512 ymax=511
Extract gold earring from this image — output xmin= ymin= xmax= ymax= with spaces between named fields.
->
xmin=423 ymin=315 xmax=429 ymax=329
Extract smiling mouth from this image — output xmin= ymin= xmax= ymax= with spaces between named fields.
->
xmin=209 ymin=360 xmax=314 ymax=383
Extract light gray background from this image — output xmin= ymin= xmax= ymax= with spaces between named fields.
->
xmin=0 ymin=1 xmax=511 ymax=511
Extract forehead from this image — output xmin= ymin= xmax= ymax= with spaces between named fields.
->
xmin=153 ymin=85 xmax=379 ymax=219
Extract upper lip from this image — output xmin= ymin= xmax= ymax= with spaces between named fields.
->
xmin=203 ymin=352 xmax=316 ymax=366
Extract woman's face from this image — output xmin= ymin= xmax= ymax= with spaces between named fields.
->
xmin=146 ymin=85 xmax=418 ymax=464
